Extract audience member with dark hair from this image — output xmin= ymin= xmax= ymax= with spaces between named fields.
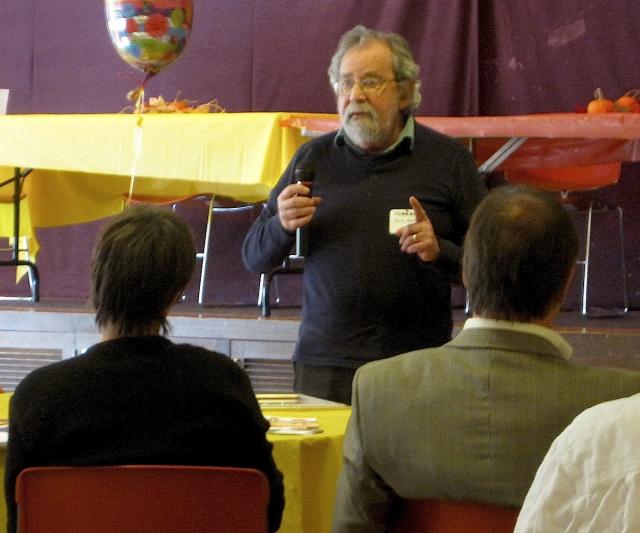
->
xmin=5 ymin=205 xmax=284 ymax=533
xmin=332 ymin=185 xmax=640 ymax=532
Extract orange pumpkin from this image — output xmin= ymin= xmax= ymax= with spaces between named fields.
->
xmin=587 ymin=88 xmax=615 ymax=113
xmin=615 ymin=91 xmax=640 ymax=112
xmin=587 ymin=99 xmax=615 ymax=113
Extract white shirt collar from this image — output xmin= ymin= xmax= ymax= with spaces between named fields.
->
xmin=463 ymin=317 xmax=573 ymax=360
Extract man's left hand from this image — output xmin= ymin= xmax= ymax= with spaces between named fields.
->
xmin=396 ymin=196 xmax=440 ymax=262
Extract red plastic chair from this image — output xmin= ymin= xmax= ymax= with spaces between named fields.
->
xmin=506 ymin=162 xmax=628 ymax=316
xmin=390 ymin=498 xmax=519 ymax=533
xmin=15 ymin=465 xmax=270 ymax=533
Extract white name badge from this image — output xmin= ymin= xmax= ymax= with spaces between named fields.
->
xmin=389 ymin=209 xmax=416 ymax=234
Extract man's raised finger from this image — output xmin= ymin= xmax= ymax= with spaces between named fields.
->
xmin=409 ymin=195 xmax=429 ymax=223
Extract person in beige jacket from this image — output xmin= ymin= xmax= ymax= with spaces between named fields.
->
xmin=332 ymin=184 xmax=640 ymax=532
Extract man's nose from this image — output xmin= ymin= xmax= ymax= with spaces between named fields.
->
xmin=348 ymin=82 xmax=366 ymax=100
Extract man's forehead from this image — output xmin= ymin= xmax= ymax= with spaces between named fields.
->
xmin=339 ymin=41 xmax=394 ymax=75
xmin=338 ymin=70 xmax=386 ymax=80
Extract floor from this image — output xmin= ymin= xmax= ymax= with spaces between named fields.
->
xmin=3 ymin=298 xmax=639 ymax=328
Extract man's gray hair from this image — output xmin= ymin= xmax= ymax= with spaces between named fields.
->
xmin=327 ymin=25 xmax=422 ymax=114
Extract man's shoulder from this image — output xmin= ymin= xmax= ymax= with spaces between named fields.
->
xmin=356 ymin=345 xmax=455 ymax=383
xmin=546 ymin=393 xmax=640 ymax=474
xmin=413 ymin=121 xmax=466 ymax=151
xmin=296 ymin=130 xmax=339 ymax=156
xmin=573 ymin=391 xmax=640 ymax=430
xmin=286 ymin=131 xmax=340 ymax=174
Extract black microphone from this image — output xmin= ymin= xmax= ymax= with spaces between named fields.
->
xmin=293 ymin=159 xmax=315 ymax=257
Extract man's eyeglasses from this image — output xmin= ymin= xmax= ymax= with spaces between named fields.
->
xmin=334 ymin=77 xmax=397 ymax=96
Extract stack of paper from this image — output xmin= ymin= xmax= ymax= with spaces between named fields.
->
xmin=265 ymin=416 xmax=323 ymax=435
xmin=256 ymin=393 xmax=300 ymax=407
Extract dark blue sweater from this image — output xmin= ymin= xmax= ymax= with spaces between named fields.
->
xmin=243 ymin=122 xmax=486 ymax=367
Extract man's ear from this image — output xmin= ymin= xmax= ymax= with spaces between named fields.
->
xmin=398 ymin=80 xmax=415 ymax=110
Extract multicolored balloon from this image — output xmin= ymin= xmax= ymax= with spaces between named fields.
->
xmin=105 ymin=0 xmax=193 ymax=75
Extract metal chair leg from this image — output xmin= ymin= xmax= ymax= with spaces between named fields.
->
xmin=259 ymin=272 xmax=275 ymax=317
xmin=579 ymin=199 xmax=628 ymax=317
xmin=22 ymin=237 xmax=34 ymax=293
xmin=21 ymin=237 xmax=38 ymax=302
xmin=616 ymin=205 xmax=629 ymax=313
xmin=258 ymin=273 xmax=266 ymax=308
xmin=579 ymin=199 xmax=593 ymax=316
xmin=198 ymin=196 xmax=215 ymax=305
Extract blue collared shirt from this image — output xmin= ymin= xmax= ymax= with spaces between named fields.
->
xmin=335 ymin=116 xmax=415 ymax=154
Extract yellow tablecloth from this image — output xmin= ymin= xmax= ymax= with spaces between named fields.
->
xmin=0 ymin=112 xmax=316 ymax=202
xmin=4 ymin=111 xmax=640 ymax=262
xmin=0 ymin=112 xmax=333 ymax=263
xmin=264 ymin=407 xmax=351 ymax=533
xmin=0 ymin=396 xmax=350 ymax=533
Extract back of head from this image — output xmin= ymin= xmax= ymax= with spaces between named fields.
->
xmin=463 ymin=185 xmax=578 ymax=322
xmin=91 ymin=204 xmax=196 ymax=336
xmin=327 ymin=24 xmax=422 ymax=113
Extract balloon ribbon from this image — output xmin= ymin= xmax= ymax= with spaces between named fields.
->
xmin=125 ymin=72 xmax=157 ymax=206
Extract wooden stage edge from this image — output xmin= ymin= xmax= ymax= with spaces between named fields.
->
xmin=0 ymin=299 xmax=640 ymax=383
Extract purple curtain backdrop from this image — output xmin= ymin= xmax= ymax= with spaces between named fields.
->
xmin=0 ymin=0 xmax=639 ymax=308
xmin=479 ymin=2 xmax=640 ymax=115
xmin=1 ymin=0 xmax=484 ymax=115
xmin=3 ymin=1 xmax=639 ymax=116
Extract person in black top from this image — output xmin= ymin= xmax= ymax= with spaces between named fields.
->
xmin=6 ymin=205 xmax=284 ymax=533
xmin=243 ymin=25 xmax=486 ymax=404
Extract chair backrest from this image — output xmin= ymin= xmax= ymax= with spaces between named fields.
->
xmin=16 ymin=465 xmax=270 ymax=533
xmin=390 ymin=498 xmax=519 ymax=533
xmin=199 ymin=201 xmax=264 ymax=305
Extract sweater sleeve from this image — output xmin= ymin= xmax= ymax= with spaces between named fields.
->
xmin=241 ymin=158 xmax=298 ymax=274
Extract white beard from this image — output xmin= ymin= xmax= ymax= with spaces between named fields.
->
xmin=342 ymin=103 xmax=388 ymax=149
